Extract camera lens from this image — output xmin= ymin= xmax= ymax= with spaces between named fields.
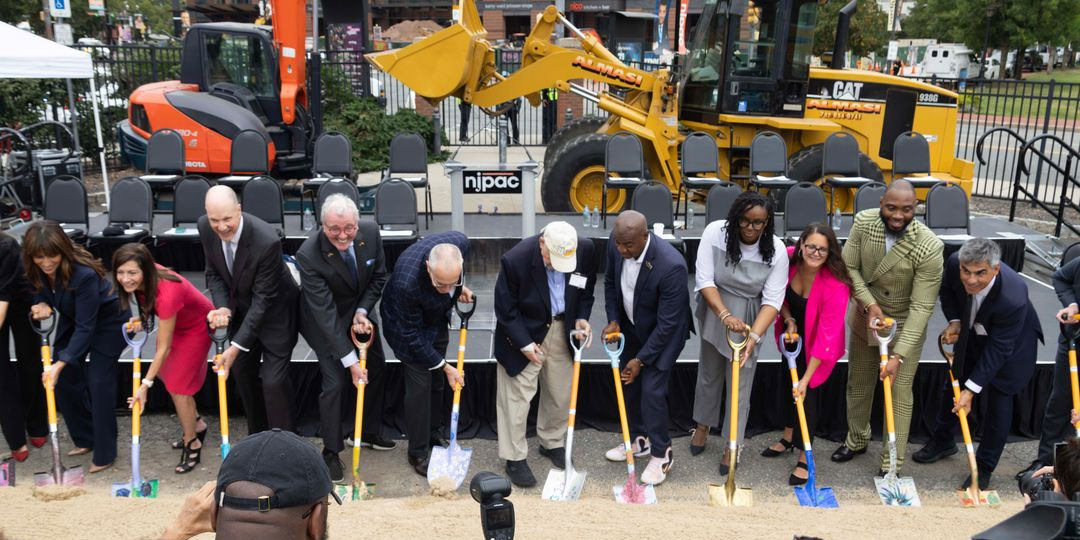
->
xmin=1019 ymin=470 xmax=1056 ymax=498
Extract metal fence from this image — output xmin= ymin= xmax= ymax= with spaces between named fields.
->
xmin=906 ymin=76 xmax=1080 ymax=206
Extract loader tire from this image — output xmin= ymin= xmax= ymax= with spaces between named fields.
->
xmin=543 ymin=116 xmax=608 ymax=170
xmin=786 ymin=143 xmax=884 ymax=212
xmin=542 ymin=132 xmax=628 ymax=213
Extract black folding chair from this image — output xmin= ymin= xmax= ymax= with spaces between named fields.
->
xmin=603 ymin=132 xmax=646 ymax=227
xmin=375 ymin=178 xmax=419 ymax=243
xmin=749 ymin=131 xmax=797 ymax=190
xmin=892 ymin=131 xmax=944 ymax=189
xmin=219 ymin=130 xmax=270 ymax=190
xmin=142 ymin=129 xmax=185 ymax=208
xmin=924 ymin=181 xmax=969 ymax=234
xmin=822 ymin=131 xmax=872 ymax=221
xmin=89 ymin=176 xmax=153 ymax=243
xmin=43 ymin=174 xmax=89 ymax=242
xmin=677 ymin=131 xmax=723 ymax=226
xmin=705 ymin=182 xmax=743 ymax=224
xmin=385 ymin=133 xmax=431 ymax=228
xmin=783 ymin=182 xmax=827 ymax=238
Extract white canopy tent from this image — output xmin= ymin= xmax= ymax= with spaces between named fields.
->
xmin=0 ymin=21 xmax=111 ymax=207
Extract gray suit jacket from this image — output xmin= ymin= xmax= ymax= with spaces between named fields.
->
xmin=295 ymin=221 xmax=387 ymax=362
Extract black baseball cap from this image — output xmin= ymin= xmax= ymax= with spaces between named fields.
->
xmin=216 ymin=429 xmax=343 ymax=512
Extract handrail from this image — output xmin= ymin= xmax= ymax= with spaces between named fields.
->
xmin=974 ymin=127 xmax=1027 ymax=166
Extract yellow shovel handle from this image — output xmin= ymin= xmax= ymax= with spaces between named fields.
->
xmin=452 ymin=328 xmax=467 ymax=403
xmin=216 ymin=354 xmax=229 ymax=441
xmin=611 ymin=364 xmax=634 ymax=467
xmin=1070 ymin=349 xmax=1080 ymax=435
xmin=352 ymin=346 xmax=368 ymax=477
xmin=881 ymin=354 xmax=896 ymax=436
xmin=132 ymin=355 xmax=141 ymax=437
xmin=789 ymin=367 xmax=811 ymax=448
xmin=42 ymin=344 xmax=58 ymax=426
xmin=567 ymin=359 xmax=581 ymax=430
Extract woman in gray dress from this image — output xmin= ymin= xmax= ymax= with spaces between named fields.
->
xmin=689 ymin=192 xmax=789 ymax=473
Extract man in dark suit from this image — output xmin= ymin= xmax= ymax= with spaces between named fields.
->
xmin=380 ymin=231 xmax=473 ymax=476
xmin=199 ymin=185 xmax=299 ymax=434
xmin=601 ymin=210 xmax=692 ymax=486
xmin=493 ymin=221 xmax=597 ymax=487
xmin=295 ymin=194 xmax=395 ymax=482
xmin=1027 ymin=251 xmax=1080 ymax=475
xmin=913 ymin=237 xmax=1043 ymax=490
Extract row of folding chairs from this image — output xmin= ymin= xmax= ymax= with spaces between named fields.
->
xmin=143 ymin=128 xmax=434 ymax=228
xmin=605 ymin=128 xmax=951 ymax=226
xmin=43 ymin=174 xmax=423 ymax=244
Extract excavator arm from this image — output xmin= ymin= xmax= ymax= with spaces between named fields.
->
xmin=271 ymin=0 xmax=307 ymax=124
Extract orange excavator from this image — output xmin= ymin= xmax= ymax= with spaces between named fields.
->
xmin=118 ymin=0 xmax=311 ymax=176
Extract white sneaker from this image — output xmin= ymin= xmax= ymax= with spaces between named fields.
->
xmin=641 ymin=449 xmax=673 ymax=485
xmin=605 ymin=436 xmax=651 ymax=461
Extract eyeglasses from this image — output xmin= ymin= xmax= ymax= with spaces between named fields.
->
xmin=325 ymin=224 xmax=358 ymax=236
xmin=428 ymin=263 xmax=464 ymax=290
xmin=802 ymin=244 xmax=829 ymax=256
xmin=738 ymin=218 xmax=767 ymax=230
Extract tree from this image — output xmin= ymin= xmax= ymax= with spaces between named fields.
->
xmin=813 ymin=0 xmax=890 ymax=58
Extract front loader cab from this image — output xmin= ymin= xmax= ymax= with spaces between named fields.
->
xmin=680 ymin=0 xmax=817 ymax=123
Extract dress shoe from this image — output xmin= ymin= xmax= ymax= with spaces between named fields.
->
xmin=538 ymin=446 xmax=566 ymax=470
xmin=689 ymin=428 xmax=707 ymax=456
xmin=718 ymin=449 xmax=738 ymax=475
xmin=761 ymin=438 xmax=794 ymax=458
xmin=788 ymin=461 xmax=809 ymax=486
xmin=323 ymin=449 xmax=345 ymax=483
xmin=67 ymin=447 xmax=91 ymax=457
xmin=430 ymin=436 xmax=449 ymax=449
xmin=830 ymin=444 xmax=866 ymax=463
xmin=29 ymin=437 xmax=47 ymax=448
xmin=912 ymin=442 xmax=959 ymax=464
xmin=11 ymin=447 xmax=29 ymax=462
xmin=360 ymin=434 xmax=397 ymax=451
xmin=641 ymin=448 xmax=673 ymax=486
xmin=408 ymin=455 xmax=429 ymax=477
xmin=505 ymin=459 xmax=536 ymax=488
xmin=605 ymin=436 xmax=650 ymax=461
xmin=961 ymin=470 xmax=992 ymax=491
xmin=876 ymin=469 xmax=888 ymax=478
xmin=89 ymin=462 xmax=113 ymax=474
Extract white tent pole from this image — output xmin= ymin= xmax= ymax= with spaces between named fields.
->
xmin=89 ymin=73 xmax=110 ymax=209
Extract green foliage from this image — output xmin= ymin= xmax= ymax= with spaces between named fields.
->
xmin=323 ymin=95 xmax=449 ymax=173
xmin=0 ymin=78 xmax=127 ymax=158
xmin=813 ymin=0 xmax=890 ymax=58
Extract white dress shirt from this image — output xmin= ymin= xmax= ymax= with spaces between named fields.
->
xmin=621 ymin=234 xmax=651 ymax=325
xmin=950 ymin=275 xmax=997 ymax=394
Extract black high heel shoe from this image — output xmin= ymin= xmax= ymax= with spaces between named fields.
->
xmin=175 ymin=437 xmax=202 ymax=474
xmin=761 ymin=438 xmax=794 ymax=457
xmin=171 ymin=417 xmax=207 ymax=449
xmin=788 ymin=461 xmax=809 ymax=486
xmin=689 ymin=428 xmax=708 ymax=456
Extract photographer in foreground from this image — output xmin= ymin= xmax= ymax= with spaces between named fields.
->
xmin=1023 ymin=434 xmax=1080 ymax=504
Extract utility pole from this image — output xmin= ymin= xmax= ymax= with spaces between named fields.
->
xmin=172 ymin=0 xmax=183 ymax=37
xmin=41 ymin=0 xmax=54 ymax=40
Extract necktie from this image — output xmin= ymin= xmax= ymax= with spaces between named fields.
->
xmin=225 ymin=241 xmax=235 ymax=275
xmin=341 ymin=248 xmax=359 ymax=286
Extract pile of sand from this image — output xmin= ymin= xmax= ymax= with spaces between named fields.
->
xmin=381 ymin=20 xmax=444 ymax=42
xmin=31 ymin=484 xmax=86 ymax=502
xmin=0 ymin=484 xmax=1023 ymax=540
xmin=428 ymin=476 xmax=460 ymax=499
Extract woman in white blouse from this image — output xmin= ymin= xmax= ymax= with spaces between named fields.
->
xmin=689 ymin=191 xmax=789 ymax=474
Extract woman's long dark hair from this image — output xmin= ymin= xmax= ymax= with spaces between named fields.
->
xmin=791 ymin=222 xmax=853 ymax=290
xmin=111 ymin=242 xmax=180 ymax=318
xmin=22 ymin=220 xmax=106 ymax=292
xmin=724 ymin=191 xmax=776 ymax=267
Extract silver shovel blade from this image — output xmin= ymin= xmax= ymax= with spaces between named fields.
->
xmin=541 ymin=467 xmax=586 ymax=501
xmin=875 ymin=474 xmax=921 ymax=506
xmin=427 ymin=444 xmax=472 ymax=490
xmin=33 ymin=466 xmax=84 ymax=487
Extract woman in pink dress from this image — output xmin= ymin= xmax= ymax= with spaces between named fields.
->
xmin=112 ymin=243 xmax=214 ymax=474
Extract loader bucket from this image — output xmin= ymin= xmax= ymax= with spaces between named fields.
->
xmin=365 ymin=0 xmax=487 ymax=101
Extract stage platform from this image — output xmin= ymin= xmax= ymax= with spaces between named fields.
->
xmin=5 ymin=210 xmax=1066 ymax=445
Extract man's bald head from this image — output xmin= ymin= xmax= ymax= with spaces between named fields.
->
xmin=884 ymin=178 xmax=916 ymax=197
xmin=613 ymin=210 xmax=649 ymax=260
xmin=205 ymin=185 xmax=243 ymax=242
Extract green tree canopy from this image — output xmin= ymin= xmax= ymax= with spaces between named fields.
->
xmin=813 ymin=0 xmax=890 ymax=57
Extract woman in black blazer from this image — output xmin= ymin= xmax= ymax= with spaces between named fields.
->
xmin=0 ymin=232 xmax=47 ymax=463
xmin=23 ymin=221 xmax=130 ymax=472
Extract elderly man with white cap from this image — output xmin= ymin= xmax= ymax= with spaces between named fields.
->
xmin=493 ymin=221 xmax=598 ymax=487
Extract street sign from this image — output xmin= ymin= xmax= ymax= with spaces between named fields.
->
xmin=89 ymin=0 xmax=106 ymax=11
xmin=53 ymin=22 xmax=73 ymax=45
xmin=887 ymin=41 xmax=899 ymax=62
xmin=50 ymin=0 xmax=71 ymax=19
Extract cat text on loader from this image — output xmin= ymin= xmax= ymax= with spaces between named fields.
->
xmin=366 ymin=0 xmax=974 ymax=213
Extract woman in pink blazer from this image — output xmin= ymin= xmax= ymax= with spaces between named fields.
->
xmin=761 ymin=223 xmax=852 ymax=485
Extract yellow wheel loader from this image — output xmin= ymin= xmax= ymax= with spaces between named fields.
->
xmin=366 ymin=0 xmax=974 ymax=213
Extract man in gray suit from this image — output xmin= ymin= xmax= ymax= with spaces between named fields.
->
xmin=295 ymin=194 xmax=395 ymax=482
xmin=199 ymin=185 xmax=299 ymax=434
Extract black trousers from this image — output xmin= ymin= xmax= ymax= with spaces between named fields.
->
xmin=231 ymin=336 xmax=298 ymax=435
xmin=54 ymin=331 xmax=126 ymax=467
xmin=1038 ymin=340 xmax=1074 ymax=465
xmin=782 ymin=348 xmax=820 ymax=451
xmin=404 ymin=328 xmax=449 ymax=460
xmin=458 ymin=102 xmax=471 ymax=139
xmin=318 ymin=329 xmax=387 ymax=454
xmin=506 ymin=110 xmax=520 ymax=143
xmin=0 ymin=300 xmax=47 ymax=450
xmin=929 ymin=380 xmax=1013 ymax=472
xmin=621 ymin=327 xmax=673 ymax=458
xmin=541 ymin=100 xmax=557 ymax=143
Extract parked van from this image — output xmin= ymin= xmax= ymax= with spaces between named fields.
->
xmin=920 ymin=44 xmax=976 ymax=79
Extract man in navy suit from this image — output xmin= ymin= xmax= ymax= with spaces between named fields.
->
xmin=380 ymin=231 xmax=473 ymax=476
xmin=913 ymin=238 xmax=1043 ymax=490
xmin=601 ymin=211 xmax=692 ymax=486
xmin=493 ymin=221 xmax=597 ymax=487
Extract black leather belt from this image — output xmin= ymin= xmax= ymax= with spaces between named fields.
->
xmin=552 ymin=313 xmax=565 ymax=321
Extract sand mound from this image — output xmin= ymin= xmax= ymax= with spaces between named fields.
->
xmin=428 ymin=476 xmax=460 ymax=499
xmin=382 ymin=20 xmax=444 ymax=42
xmin=31 ymin=484 xmax=86 ymax=502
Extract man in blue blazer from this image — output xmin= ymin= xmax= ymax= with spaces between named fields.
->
xmin=601 ymin=210 xmax=692 ymax=486
xmin=913 ymin=238 xmax=1043 ymax=490
xmin=380 ymin=231 xmax=473 ymax=476
xmin=493 ymin=221 xmax=597 ymax=487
